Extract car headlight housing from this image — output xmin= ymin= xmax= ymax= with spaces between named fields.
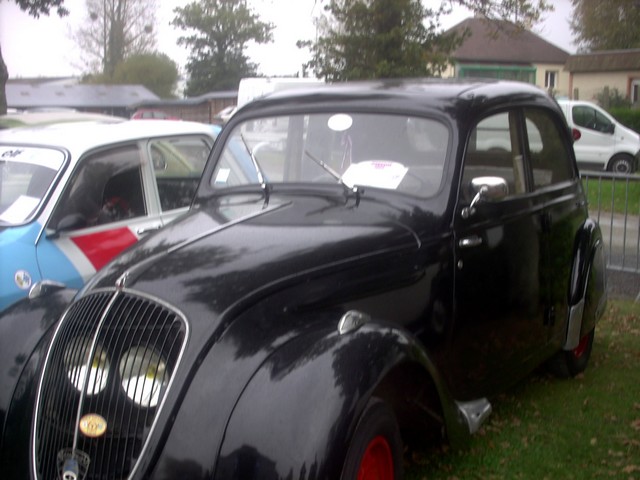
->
xmin=63 ymin=337 xmax=110 ymax=395
xmin=119 ymin=347 xmax=168 ymax=408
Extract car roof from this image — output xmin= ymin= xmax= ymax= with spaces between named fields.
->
xmin=234 ymin=79 xmax=556 ymax=119
xmin=0 ymin=120 xmax=220 ymax=157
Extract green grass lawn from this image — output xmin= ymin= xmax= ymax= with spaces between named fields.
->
xmin=582 ymin=177 xmax=640 ymax=215
xmin=405 ymin=299 xmax=640 ymax=479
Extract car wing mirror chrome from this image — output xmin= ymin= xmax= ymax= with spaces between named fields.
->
xmin=461 ymin=176 xmax=508 ymax=219
xmin=29 ymin=279 xmax=67 ymax=300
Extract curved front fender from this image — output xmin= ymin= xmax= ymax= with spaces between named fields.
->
xmin=0 ymin=288 xmax=77 ymax=476
xmin=213 ymin=320 xmax=463 ymax=480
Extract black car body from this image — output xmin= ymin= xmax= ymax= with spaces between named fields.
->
xmin=0 ymin=80 xmax=607 ymax=480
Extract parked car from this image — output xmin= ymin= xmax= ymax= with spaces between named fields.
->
xmin=557 ymin=99 xmax=640 ymax=173
xmin=0 ymin=111 xmax=122 ymax=130
xmin=131 ymin=109 xmax=181 ymax=120
xmin=0 ymin=120 xmax=219 ymax=311
xmin=0 ymin=80 xmax=607 ymax=480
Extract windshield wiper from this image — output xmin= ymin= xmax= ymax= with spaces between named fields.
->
xmin=240 ymin=133 xmax=270 ymax=204
xmin=304 ymin=149 xmax=362 ymax=202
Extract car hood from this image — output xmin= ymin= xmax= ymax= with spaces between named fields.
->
xmin=85 ymin=191 xmax=426 ymax=324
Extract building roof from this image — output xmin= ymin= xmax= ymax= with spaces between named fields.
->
xmin=448 ymin=17 xmax=570 ymax=65
xmin=564 ymin=49 xmax=640 ymax=72
xmin=6 ymin=83 xmax=160 ymax=110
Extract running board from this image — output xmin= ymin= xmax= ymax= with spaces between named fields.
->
xmin=455 ymin=398 xmax=492 ymax=434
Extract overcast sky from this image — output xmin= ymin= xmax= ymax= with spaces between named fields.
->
xmin=0 ymin=0 xmax=576 ymax=80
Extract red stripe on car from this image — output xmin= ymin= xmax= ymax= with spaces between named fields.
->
xmin=71 ymin=228 xmax=138 ymax=270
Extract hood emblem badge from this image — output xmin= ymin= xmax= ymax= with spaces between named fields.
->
xmin=78 ymin=413 xmax=107 ymax=438
xmin=115 ymin=271 xmax=129 ymax=290
xmin=57 ymin=448 xmax=90 ymax=480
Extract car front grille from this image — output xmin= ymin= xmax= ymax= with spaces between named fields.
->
xmin=33 ymin=290 xmax=188 ymax=480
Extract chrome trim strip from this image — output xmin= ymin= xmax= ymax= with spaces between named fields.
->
xmin=564 ymin=298 xmax=585 ymax=350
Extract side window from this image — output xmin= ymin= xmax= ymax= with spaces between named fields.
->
xmin=462 ymin=111 xmax=526 ymax=201
xmin=572 ymin=105 xmax=613 ymax=133
xmin=524 ymin=109 xmax=574 ymax=188
xmin=150 ymin=136 xmax=212 ymax=211
xmin=50 ymin=146 xmax=146 ymax=231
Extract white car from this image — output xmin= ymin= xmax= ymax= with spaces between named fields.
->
xmin=0 ymin=119 xmax=220 ymax=311
xmin=557 ymin=99 xmax=640 ymax=173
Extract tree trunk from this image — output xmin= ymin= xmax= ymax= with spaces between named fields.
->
xmin=0 ymin=44 xmax=8 ymax=115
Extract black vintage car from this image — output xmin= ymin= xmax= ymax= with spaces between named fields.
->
xmin=0 ymin=80 xmax=607 ymax=480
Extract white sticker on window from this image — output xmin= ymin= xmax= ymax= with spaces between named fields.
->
xmin=327 ymin=114 xmax=353 ymax=132
xmin=215 ymin=168 xmax=231 ymax=184
xmin=0 ymin=195 xmax=40 ymax=224
xmin=341 ymin=161 xmax=408 ymax=190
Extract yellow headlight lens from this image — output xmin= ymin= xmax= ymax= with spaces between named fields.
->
xmin=119 ymin=347 xmax=168 ymax=408
xmin=63 ymin=338 xmax=110 ymax=395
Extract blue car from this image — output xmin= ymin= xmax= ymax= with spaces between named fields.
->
xmin=0 ymin=119 xmax=220 ymax=311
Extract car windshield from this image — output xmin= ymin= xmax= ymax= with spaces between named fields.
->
xmin=211 ymin=112 xmax=449 ymax=198
xmin=0 ymin=146 xmax=65 ymax=226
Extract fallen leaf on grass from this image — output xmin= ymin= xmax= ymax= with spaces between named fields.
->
xmin=622 ymin=465 xmax=640 ymax=473
xmin=631 ymin=419 xmax=640 ymax=431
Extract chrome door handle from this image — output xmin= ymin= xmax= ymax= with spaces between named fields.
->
xmin=137 ymin=225 xmax=162 ymax=235
xmin=458 ymin=235 xmax=483 ymax=248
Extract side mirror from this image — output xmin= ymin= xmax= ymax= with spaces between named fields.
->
xmin=48 ymin=213 xmax=87 ymax=238
xmin=606 ymin=123 xmax=615 ymax=134
xmin=461 ymin=176 xmax=509 ymax=219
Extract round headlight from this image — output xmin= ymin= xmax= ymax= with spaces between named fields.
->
xmin=63 ymin=338 xmax=110 ymax=395
xmin=119 ymin=347 xmax=168 ymax=408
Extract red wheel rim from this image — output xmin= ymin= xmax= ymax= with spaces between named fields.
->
xmin=572 ymin=334 xmax=590 ymax=359
xmin=357 ymin=435 xmax=394 ymax=480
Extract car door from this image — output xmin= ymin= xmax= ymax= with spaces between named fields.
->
xmin=36 ymin=144 xmax=163 ymax=289
xmin=523 ymin=108 xmax=585 ymax=346
xmin=570 ymin=104 xmax=616 ymax=166
xmin=144 ymin=135 xmax=214 ymax=227
xmin=450 ymin=110 xmax=549 ymax=399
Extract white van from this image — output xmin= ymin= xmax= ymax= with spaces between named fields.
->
xmin=557 ymin=99 xmax=639 ymax=173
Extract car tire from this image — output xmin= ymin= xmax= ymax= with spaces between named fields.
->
xmin=608 ymin=154 xmax=635 ymax=174
xmin=547 ymin=328 xmax=595 ymax=378
xmin=341 ymin=398 xmax=403 ymax=480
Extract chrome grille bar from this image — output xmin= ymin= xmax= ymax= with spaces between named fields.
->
xmin=33 ymin=290 xmax=188 ymax=480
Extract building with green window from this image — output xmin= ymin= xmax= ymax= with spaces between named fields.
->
xmin=443 ymin=18 xmax=571 ymax=97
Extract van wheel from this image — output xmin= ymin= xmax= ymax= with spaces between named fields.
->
xmin=608 ymin=154 xmax=635 ymax=174
xmin=547 ymin=329 xmax=595 ymax=378
xmin=341 ymin=398 xmax=403 ymax=480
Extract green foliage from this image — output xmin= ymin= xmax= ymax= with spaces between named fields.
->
xmin=405 ymin=299 xmax=640 ymax=479
xmin=595 ymin=87 xmax=631 ymax=109
xmin=304 ymin=0 xmax=466 ymax=81
xmin=609 ymin=107 xmax=640 ymax=135
xmin=13 ymin=0 xmax=68 ymax=17
xmin=109 ymin=53 xmax=179 ymax=98
xmin=303 ymin=0 xmax=551 ymax=82
xmin=570 ymin=0 xmax=640 ymax=51
xmin=171 ymin=0 xmax=273 ymax=96
xmin=80 ymin=52 xmax=180 ymax=99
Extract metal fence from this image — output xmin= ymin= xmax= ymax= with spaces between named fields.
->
xmin=580 ymin=171 xmax=640 ymax=273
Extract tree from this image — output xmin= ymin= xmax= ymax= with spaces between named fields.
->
xmin=84 ymin=53 xmax=180 ymax=98
xmin=303 ymin=0 xmax=551 ymax=81
xmin=570 ymin=0 xmax=640 ymax=51
xmin=1 ymin=0 xmax=69 ymax=115
xmin=171 ymin=0 xmax=273 ymax=96
xmin=73 ymin=0 xmax=157 ymax=78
